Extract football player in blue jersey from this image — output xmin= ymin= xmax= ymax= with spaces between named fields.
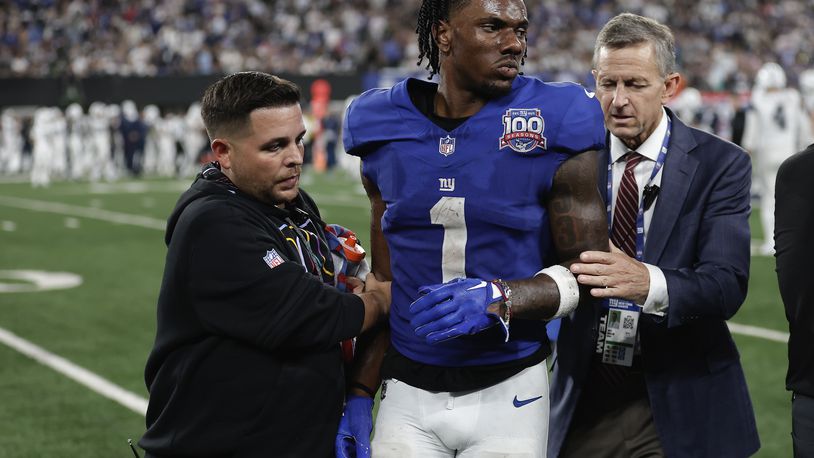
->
xmin=335 ymin=0 xmax=609 ymax=456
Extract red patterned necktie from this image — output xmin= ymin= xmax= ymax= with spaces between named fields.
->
xmin=611 ymin=152 xmax=643 ymax=257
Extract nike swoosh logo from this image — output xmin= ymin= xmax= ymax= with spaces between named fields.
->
xmin=513 ymin=395 xmax=543 ymax=408
xmin=583 ymin=87 xmax=596 ymax=98
xmin=466 ymin=280 xmax=488 ymax=290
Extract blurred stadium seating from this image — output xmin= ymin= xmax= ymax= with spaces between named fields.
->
xmin=2 ymin=0 xmax=813 ymax=90
xmin=1 ymin=0 xmax=813 ymax=182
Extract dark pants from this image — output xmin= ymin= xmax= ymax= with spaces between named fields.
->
xmin=793 ymin=392 xmax=814 ymax=458
xmin=560 ymin=366 xmax=663 ymax=458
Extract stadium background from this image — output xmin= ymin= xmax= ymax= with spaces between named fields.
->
xmin=0 ymin=0 xmax=810 ymax=456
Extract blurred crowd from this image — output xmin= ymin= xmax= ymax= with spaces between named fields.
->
xmin=2 ymin=0 xmax=814 ymax=91
xmin=2 ymin=0 xmax=814 ymax=192
xmin=0 ymin=101 xmax=209 ymax=185
xmin=0 ymin=100 xmax=347 ymax=185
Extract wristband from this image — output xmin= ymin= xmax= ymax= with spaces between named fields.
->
xmin=492 ymin=279 xmax=513 ymax=329
xmin=535 ymin=264 xmax=579 ymax=318
xmin=348 ymin=381 xmax=377 ymax=398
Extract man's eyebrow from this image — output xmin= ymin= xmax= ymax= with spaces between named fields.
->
xmin=258 ymin=129 xmax=306 ymax=150
xmin=482 ymin=12 xmax=528 ymax=25
xmin=258 ymin=137 xmax=287 ymax=150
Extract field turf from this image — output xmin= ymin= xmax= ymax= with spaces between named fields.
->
xmin=0 ymin=170 xmax=791 ymax=457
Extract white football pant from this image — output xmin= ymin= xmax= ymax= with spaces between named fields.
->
xmin=372 ymin=360 xmax=548 ymax=457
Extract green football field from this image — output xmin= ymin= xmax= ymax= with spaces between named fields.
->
xmin=0 ymin=170 xmax=792 ymax=457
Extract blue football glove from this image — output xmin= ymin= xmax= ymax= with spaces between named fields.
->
xmin=335 ymin=395 xmax=374 ymax=458
xmin=409 ymin=277 xmax=508 ymax=344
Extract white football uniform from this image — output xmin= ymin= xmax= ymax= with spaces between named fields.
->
xmin=30 ymin=108 xmax=54 ymax=187
xmin=372 ymin=361 xmax=548 ymax=458
xmin=1 ymin=111 xmax=24 ymax=175
xmin=742 ymin=88 xmax=812 ymax=254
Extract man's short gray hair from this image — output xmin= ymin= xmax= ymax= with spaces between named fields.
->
xmin=593 ymin=13 xmax=676 ymax=77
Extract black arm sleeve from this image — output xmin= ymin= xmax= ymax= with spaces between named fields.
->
xmin=182 ymin=202 xmax=365 ymax=352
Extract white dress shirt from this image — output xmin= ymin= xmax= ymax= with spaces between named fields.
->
xmin=608 ymin=107 xmax=670 ymax=316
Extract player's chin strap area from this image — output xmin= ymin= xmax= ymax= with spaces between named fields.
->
xmin=536 ymin=264 xmax=580 ymax=319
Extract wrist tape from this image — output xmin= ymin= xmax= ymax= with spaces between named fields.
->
xmin=536 ymin=264 xmax=579 ymax=318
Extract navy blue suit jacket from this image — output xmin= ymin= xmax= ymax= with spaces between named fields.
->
xmin=549 ymin=110 xmax=760 ymax=457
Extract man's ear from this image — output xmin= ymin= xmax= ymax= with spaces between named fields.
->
xmin=662 ymin=72 xmax=682 ymax=104
xmin=433 ymin=20 xmax=451 ymax=54
xmin=211 ymin=138 xmax=231 ymax=169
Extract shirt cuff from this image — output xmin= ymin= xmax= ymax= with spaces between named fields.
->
xmin=641 ymin=263 xmax=669 ymax=316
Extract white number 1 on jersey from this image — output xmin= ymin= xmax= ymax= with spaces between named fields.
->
xmin=430 ymin=197 xmax=467 ymax=282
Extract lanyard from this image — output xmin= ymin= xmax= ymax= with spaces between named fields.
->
xmin=605 ymin=117 xmax=671 ymax=261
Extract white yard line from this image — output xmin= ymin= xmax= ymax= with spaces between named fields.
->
xmin=0 ymin=193 xmax=367 ymax=231
xmin=0 ymin=195 xmax=156 ymax=416
xmin=0 ymin=195 xmax=166 ymax=230
xmin=728 ymin=322 xmax=789 ymax=343
xmin=0 ymin=326 xmax=148 ymax=416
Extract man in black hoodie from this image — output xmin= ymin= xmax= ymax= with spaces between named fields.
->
xmin=139 ymin=72 xmax=390 ymax=458
xmin=776 ymin=143 xmax=814 ymax=457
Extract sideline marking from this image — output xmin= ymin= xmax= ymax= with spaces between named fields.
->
xmin=0 ymin=195 xmax=166 ymax=230
xmin=0 ymin=326 xmax=148 ymax=416
xmin=0 ymin=193 xmax=366 ymax=231
xmin=0 ymin=270 xmax=82 ymax=293
xmin=728 ymin=322 xmax=789 ymax=343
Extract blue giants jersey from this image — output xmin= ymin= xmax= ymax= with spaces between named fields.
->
xmin=344 ymin=76 xmax=605 ymax=367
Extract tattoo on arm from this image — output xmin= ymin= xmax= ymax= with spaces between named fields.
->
xmin=507 ymin=151 xmax=609 ymax=320
xmin=547 ymin=151 xmax=609 ymax=264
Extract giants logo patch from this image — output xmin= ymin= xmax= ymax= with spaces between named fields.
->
xmin=500 ymin=108 xmax=547 ymax=153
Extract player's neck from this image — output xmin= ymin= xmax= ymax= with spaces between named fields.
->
xmin=435 ymin=82 xmax=488 ymax=119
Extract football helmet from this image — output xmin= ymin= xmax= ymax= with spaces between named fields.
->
xmin=754 ymin=62 xmax=787 ymax=90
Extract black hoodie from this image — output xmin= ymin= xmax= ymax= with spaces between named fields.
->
xmin=140 ymin=165 xmax=365 ymax=457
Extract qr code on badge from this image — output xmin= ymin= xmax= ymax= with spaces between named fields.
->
xmin=623 ymin=315 xmax=635 ymax=330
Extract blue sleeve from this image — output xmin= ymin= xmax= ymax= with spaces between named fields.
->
xmin=553 ymin=87 xmax=606 ymax=154
xmin=663 ymin=144 xmax=752 ymax=327
xmin=342 ymin=97 xmax=360 ymax=156
xmin=342 ymin=87 xmax=401 ymax=158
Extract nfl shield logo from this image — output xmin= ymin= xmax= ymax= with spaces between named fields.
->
xmin=439 ymin=135 xmax=456 ymax=156
xmin=263 ymin=249 xmax=284 ymax=269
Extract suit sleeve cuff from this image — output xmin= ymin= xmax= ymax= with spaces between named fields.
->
xmin=641 ymin=263 xmax=669 ymax=316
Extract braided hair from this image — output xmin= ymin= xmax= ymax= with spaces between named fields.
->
xmin=416 ymin=0 xmax=528 ymax=80
xmin=416 ymin=0 xmax=469 ymax=80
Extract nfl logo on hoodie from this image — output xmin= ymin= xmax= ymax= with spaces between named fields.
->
xmin=263 ymin=249 xmax=284 ymax=269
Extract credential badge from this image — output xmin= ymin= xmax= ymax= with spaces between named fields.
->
xmin=500 ymin=108 xmax=547 ymax=154
xmin=439 ymin=135 xmax=456 ymax=156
